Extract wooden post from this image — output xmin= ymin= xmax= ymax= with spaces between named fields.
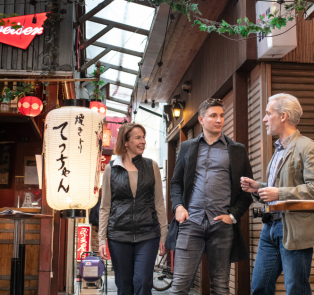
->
xmin=50 ymin=211 xmax=61 ymax=295
xmin=38 ymin=160 xmax=53 ymax=295
xmin=66 ymin=219 xmax=76 ymax=294
xmin=233 ymin=71 xmax=250 ymax=295
xmin=166 ymin=141 xmax=176 ymax=222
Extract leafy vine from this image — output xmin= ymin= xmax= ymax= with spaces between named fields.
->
xmin=90 ymin=62 xmax=106 ymax=101
xmin=132 ymin=0 xmax=310 ymax=38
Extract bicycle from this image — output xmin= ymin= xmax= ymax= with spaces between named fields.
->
xmin=153 ymin=249 xmax=174 ymax=291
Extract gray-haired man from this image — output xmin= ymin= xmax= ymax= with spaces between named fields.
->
xmin=241 ymin=93 xmax=314 ymax=295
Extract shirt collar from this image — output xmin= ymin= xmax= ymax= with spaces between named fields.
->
xmin=199 ymin=132 xmax=227 ymax=146
xmin=112 ymin=155 xmax=125 ymax=168
xmin=274 ymin=131 xmax=296 ymax=150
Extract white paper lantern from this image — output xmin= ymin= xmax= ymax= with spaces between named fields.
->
xmin=44 ymin=105 xmax=103 ymax=210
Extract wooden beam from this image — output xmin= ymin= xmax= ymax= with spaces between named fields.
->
xmin=76 ymin=0 xmax=115 ymax=26
xmin=80 ymin=25 xmax=114 ymax=51
xmin=92 ymin=41 xmax=144 ymax=57
xmin=80 ymin=41 xmax=143 ymax=72
xmin=86 ymin=59 xmax=138 ymax=75
xmin=233 ymin=71 xmax=250 ymax=295
xmin=90 ymin=16 xmax=150 ymax=36
xmin=80 ymin=48 xmax=111 ymax=72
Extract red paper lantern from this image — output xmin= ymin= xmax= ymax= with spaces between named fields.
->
xmin=90 ymin=101 xmax=107 ymax=118
xmin=18 ymin=96 xmax=43 ymax=117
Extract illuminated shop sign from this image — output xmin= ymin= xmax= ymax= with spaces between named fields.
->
xmin=0 ymin=13 xmax=47 ymax=49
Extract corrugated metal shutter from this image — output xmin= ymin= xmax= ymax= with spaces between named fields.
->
xmin=221 ymin=90 xmax=236 ymax=295
xmin=194 ymin=122 xmax=202 ymax=137
xmin=175 ymin=139 xmax=181 ymax=160
xmin=222 ymin=90 xmax=234 ymax=140
xmin=187 ymin=128 xmax=194 ymax=140
xmin=270 ymin=62 xmax=314 ymax=294
xmin=248 ymin=64 xmax=265 ymax=291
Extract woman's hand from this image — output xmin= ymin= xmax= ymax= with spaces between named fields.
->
xmin=99 ymin=244 xmax=110 ymax=260
xmin=159 ymin=242 xmax=166 ymax=256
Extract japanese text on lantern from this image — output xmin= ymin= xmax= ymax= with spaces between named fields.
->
xmin=75 ymin=114 xmax=84 ymax=153
xmin=53 ymin=122 xmax=71 ymax=193
xmin=77 ymin=225 xmax=91 ymax=261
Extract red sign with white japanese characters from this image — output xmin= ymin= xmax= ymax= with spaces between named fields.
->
xmin=0 ymin=13 xmax=47 ymax=49
xmin=101 ymin=155 xmax=111 ymax=171
xmin=102 ymin=129 xmax=111 ymax=147
xmin=77 ymin=224 xmax=91 ymax=261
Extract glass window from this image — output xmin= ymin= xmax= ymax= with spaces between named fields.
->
xmin=97 ymin=28 xmax=147 ymax=52
xmin=86 ymin=21 xmax=107 ymax=39
xmin=86 ymin=45 xmax=106 ymax=60
xmin=101 ymin=69 xmax=136 ymax=86
xmin=106 ymin=110 xmax=126 ymax=117
xmin=86 ymin=0 xmax=155 ymax=31
xmin=107 ymin=100 xmax=129 ymax=112
xmin=100 ymin=51 xmax=141 ymax=71
xmin=110 ymin=85 xmax=132 ymax=102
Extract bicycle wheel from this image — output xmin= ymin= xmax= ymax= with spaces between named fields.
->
xmin=153 ymin=252 xmax=173 ymax=291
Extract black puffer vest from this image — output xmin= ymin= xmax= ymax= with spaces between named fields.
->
xmin=107 ymin=155 xmax=161 ymax=243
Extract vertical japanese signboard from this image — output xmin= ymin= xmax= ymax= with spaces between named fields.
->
xmin=77 ymin=224 xmax=91 ymax=261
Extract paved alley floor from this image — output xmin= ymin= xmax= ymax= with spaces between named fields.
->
xmin=65 ymin=275 xmax=200 ymax=295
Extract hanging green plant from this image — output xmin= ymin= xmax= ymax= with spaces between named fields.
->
xmin=131 ymin=0 xmax=310 ymax=38
xmin=91 ymin=62 xmax=106 ymax=101
xmin=0 ymin=82 xmax=35 ymax=104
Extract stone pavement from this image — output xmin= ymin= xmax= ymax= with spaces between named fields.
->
xmin=64 ymin=275 xmax=200 ymax=295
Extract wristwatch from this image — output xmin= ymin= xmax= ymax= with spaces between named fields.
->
xmin=229 ymin=214 xmax=237 ymax=224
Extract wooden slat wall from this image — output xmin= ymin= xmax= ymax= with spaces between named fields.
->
xmin=222 ymin=90 xmax=236 ymax=295
xmin=175 ymin=139 xmax=181 ymax=160
xmin=187 ymin=128 xmax=194 ymax=140
xmin=270 ymin=62 xmax=314 ymax=294
xmin=281 ymin=15 xmax=314 ymax=64
xmin=194 ymin=123 xmax=202 ymax=138
xmin=0 ymin=0 xmax=73 ymax=72
xmin=0 ymin=220 xmax=40 ymax=295
xmin=248 ymin=64 xmax=266 ymax=292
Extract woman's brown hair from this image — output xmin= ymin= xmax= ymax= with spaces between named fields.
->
xmin=114 ymin=123 xmax=146 ymax=156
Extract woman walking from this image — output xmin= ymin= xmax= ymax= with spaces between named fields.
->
xmin=98 ymin=123 xmax=167 ymax=295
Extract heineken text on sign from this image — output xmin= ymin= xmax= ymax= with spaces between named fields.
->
xmin=0 ymin=13 xmax=47 ymax=49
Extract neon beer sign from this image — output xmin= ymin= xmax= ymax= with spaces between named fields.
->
xmin=0 ymin=13 xmax=47 ymax=49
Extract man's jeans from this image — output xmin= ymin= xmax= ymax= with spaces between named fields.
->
xmin=251 ymin=220 xmax=313 ymax=295
xmin=170 ymin=217 xmax=234 ymax=295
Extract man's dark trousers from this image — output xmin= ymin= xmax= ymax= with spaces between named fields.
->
xmin=171 ymin=217 xmax=234 ymax=295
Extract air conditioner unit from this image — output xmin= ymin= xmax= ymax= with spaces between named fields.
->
xmin=256 ymin=1 xmax=297 ymax=59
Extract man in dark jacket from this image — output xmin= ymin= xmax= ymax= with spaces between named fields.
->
xmin=168 ymin=98 xmax=253 ymax=295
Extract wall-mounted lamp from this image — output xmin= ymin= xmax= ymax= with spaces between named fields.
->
xmin=182 ymin=80 xmax=192 ymax=94
xmin=171 ymin=94 xmax=185 ymax=118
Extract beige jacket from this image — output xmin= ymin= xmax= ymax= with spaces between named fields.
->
xmin=255 ymin=130 xmax=314 ymax=250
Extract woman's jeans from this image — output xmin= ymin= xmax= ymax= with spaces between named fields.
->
xmin=108 ymin=237 xmax=160 ymax=295
xmin=251 ymin=220 xmax=313 ymax=295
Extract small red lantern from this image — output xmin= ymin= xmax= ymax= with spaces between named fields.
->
xmin=90 ymin=101 xmax=107 ymax=118
xmin=18 ymin=96 xmax=43 ymax=117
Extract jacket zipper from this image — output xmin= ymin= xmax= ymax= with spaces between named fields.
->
xmin=133 ymin=199 xmax=135 ymax=242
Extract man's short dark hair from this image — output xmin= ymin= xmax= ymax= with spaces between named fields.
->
xmin=199 ymin=98 xmax=225 ymax=117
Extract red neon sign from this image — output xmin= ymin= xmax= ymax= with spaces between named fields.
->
xmin=0 ymin=13 xmax=47 ymax=49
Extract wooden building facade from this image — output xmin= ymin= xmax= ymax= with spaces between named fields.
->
xmin=0 ymin=1 xmax=84 ymax=295
xmin=164 ymin=2 xmax=314 ymax=294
